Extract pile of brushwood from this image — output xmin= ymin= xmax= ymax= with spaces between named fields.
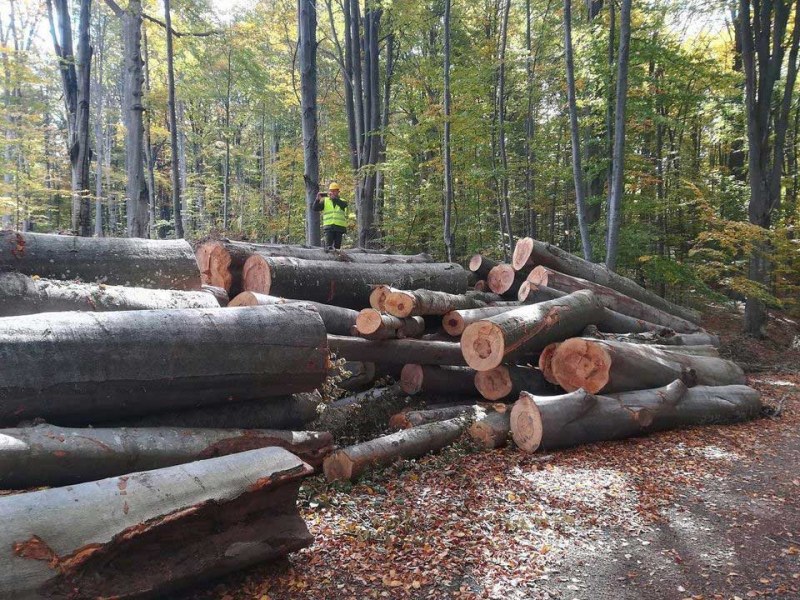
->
xmin=0 ymin=231 xmax=760 ymax=598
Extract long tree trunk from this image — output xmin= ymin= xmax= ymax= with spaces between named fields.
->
xmin=400 ymin=364 xmax=478 ymax=396
xmin=442 ymin=0 xmax=455 ymax=261
xmin=298 ymin=0 xmax=321 ymax=245
xmin=229 ymin=292 xmax=359 ymax=335
xmin=328 ymin=334 xmax=467 ymax=365
xmin=0 ymin=304 xmax=328 ymax=426
xmin=92 ymin=7 xmax=105 ymax=237
xmin=442 ymin=305 xmax=518 ymax=336
xmin=356 ymin=309 xmax=425 ymax=339
xmin=474 ymin=364 xmax=555 ymax=401
xmin=496 ymin=0 xmax=514 ymax=255
xmin=391 ymin=404 xmax=483 ymax=429
xmin=164 ymin=0 xmax=183 ymax=238
xmin=0 ymin=448 xmax=313 ymax=598
xmin=384 ymin=288 xmax=498 ymax=317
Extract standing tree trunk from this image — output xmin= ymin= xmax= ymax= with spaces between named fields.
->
xmin=164 ymin=0 xmax=183 ymax=238
xmin=442 ymin=0 xmax=455 ymax=261
xmin=604 ymin=0 xmax=632 ymax=271
xmin=496 ymin=0 xmax=514 ymax=256
xmin=298 ymin=0 xmax=321 ymax=246
xmin=93 ymin=7 xmax=106 ymax=237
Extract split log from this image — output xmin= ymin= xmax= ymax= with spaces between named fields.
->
xmin=323 ymin=417 xmax=468 ymax=481
xmin=468 ymin=254 xmax=499 ymax=281
xmin=0 ymin=424 xmax=334 ymax=487
xmin=510 ymin=381 xmax=761 ymax=453
xmin=103 ymin=393 xmax=322 ymax=431
xmin=0 ymin=230 xmax=201 ymax=290
xmin=400 ymin=364 xmax=477 ymax=396
xmin=473 ymin=365 xmax=555 ymax=401
xmin=229 ymin=291 xmax=358 ymax=335
xmin=0 ymin=447 xmax=312 ymax=598
xmin=0 ymin=272 xmax=219 ymax=316
xmin=528 ymin=266 xmax=701 ymax=333
xmin=582 ymin=325 xmax=721 ymax=348
xmin=0 ymin=304 xmax=328 ymax=426
xmin=390 ymin=405 xmax=484 ymax=429
xmin=356 ymin=309 xmax=425 ymax=340
xmin=202 ymin=284 xmax=230 ymax=306
xmin=460 ymin=290 xmax=605 ymax=371
xmin=468 ymin=408 xmax=511 ymax=449
xmin=329 ymin=334 xmax=467 ymax=365
xmin=242 ymin=256 xmax=468 ymax=309
xmin=442 ymin=306 xmax=518 ymax=336
xmin=384 ymin=289 xmax=490 ymax=317
xmin=512 ymin=237 xmax=700 ymax=324
xmin=487 ymin=263 xmax=527 ymax=297
xmin=312 ymin=385 xmax=411 ymax=440
xmin=549 ymin=338 xmax=745 ymax=394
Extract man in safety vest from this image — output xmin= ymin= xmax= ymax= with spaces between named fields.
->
xmin=313 ymin=182 xmax=349 ymax=250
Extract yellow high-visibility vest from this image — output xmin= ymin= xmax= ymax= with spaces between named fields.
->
xmin=322 ymin=197 xmax=348 ymax=228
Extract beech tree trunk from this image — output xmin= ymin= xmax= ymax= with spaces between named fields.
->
xmin=384 ymin=289 xmax=500 ymax=318
xmin=550 ymin=337 xmax=745 ymax=394
xmin=468 ymin=254 xmax=499 ymax=281
xmin=487 ymin=263 xmax=527 ymax=297
xmin=242 ymin=256 xmax=468 ymax=309
xmin=0 ymin=304 xmax=328 ymax=426
xmin=0 ymin=273 xmax=218 ymax=316
xmin=442 ymin=306 xmax=517 ymax=336
xmin=473 ymin=364 xmax=555 ymax=401
xmin=512 ymin=237 xmax=700 ymax=324
xmin=323 ymin=416 xmax=468 ymax=481
xmin=355 ymin=309 xmax=425 ymax=339
xmin=229 ymin=291 xmax=358 ymax=335
xmin=529 ymin=266 xmax=702 ymax=333
xmin=298 ymin=0 xmax=321 ymax=245
xmin=0 ymin=447 xmax=313 ymax=598
xmin=1 ymin=231 xmax=201 ymax=289
xmin=400 ymin=364 xmax=477 ymax=396
xmin=468 ymin=408 xmax=511 ymax=449
xmin=0 ymin=424 xmax=333 ymax=487
xmin=390 ymin=405 xmax=483 ymax=429
xmin=582 ymin=326 xmax=721 ymax=347
xmin=460 ymin=289 xmax=605 ymax=370
xmin=164 ymin=0 xmax=183 ymax=238
xmin=328 ymin=334 xmax=467 ymax=365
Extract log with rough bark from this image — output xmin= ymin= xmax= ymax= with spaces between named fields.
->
xmin=202 ymin=284 xmax=230 ymax=306
xmin=473 ymin=365 xmax=556 ymax=401
xmin=196 ymin=239 xmax=434 ymax=296
xmin=0 ymin=272 xmax=219 ymax=316
xmin=512 ymin=237 xmax=701 ymax=324
xmin=510 ymin=381 xmax=761 ymax=453
xmin=328 ymin=334 xmax=467 ymax=365
xmin=487 ymin=263 xmax=527 ymax=297
xmin=390 ymin=405 xmax=484 ymax=429
xmin=468 ymin=408 xmax=511 ymax=449
xmin=229 ymin=291 xmax=358 ymax=335
xmin=442 ymin=306 xmax=518 ymax=336
xmin=0 ymin=424 xmax=334 ymax=487
xmin=323 ymin=417 xmax=468 ymax=481
xmin=356 ymin=309 xmax=425 ymax=340
xmin=384 ymin=289 xmax=492 ymax=318
xmin=0 ymin=304 xmax=328 ymax=426
xmin=528 ymin=266 xmax=702 ymax=333
xmin=0 ymin=447 xmax=313 ymax=598
xmin=242 ymin=256 xmax=469 ymax=309
xmin=581 ymin=325 xmax=721 ymax=347
xmin=102 ymin=393 xmax=322 ymax=431
xmin=312 ymin=385 xmax=411 ymax=440
xmin=460 ymin=290 xmax=605 ymax=371
xmin=549 ymin=338 xmax=745 ymax=394
xmin=0 ymin=230 xmax=201 ymax=290
xmin=468 ymin=254 xmax=499 ymax=281
xmin=400 ymin=364 xmax=478 ymax=396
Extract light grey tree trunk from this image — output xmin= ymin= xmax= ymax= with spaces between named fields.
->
xmin=496 ymin=0 xmax=514 ymax=256
xmin=298 ymin=0 xmax=321 ymax=245
xmin=164 ymin=0 xmax=183 ymax=238
xmin=443 ymin=0 xmax=454 ymax=261
xmin=93 ymin=8 xmax=105 ymax=237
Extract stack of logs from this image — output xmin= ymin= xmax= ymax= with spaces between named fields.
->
xmin=0 ymin=231 xmax=761 ymax=598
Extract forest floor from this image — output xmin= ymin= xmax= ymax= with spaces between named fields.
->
xmin=186 ymin=305 xmax=800 ymax=600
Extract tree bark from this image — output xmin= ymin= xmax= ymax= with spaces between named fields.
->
xmin=474 ymin=364 xmax=555 ymax=401
xmin=496 ymin=0 xmax=514 ymax=256
xmin=0 ymin=273 xmax=218 ymax=316
xmin=442 ymin=305 xmax=517 ymax=336
xmin=460 ymin=289 xmax=605 ymax=371
xmin=298 ymin=0 xmax=321 ymax=245
xmin=242 ymin=256 xmax=468 ymax=309
xmin=163 ymin=0 xmax=183 ymax=238
xmin=512 ymin=237 xmax=701 ymax=324
xmin=487 ymin=263 xmax=527 ymax=297
xmin=0 ymin=424 xmax=333 ymax=487
xmin=356 ymin=309 xmax=425 ymax=339
xmin=0 ymin=447 xmax=313 ymax=598
xmin=581 ymin=325 xmax=721 ymax=347
xmin=390 ymin=405 xmax=483 ymax=430
xmin=550 ymin=337 xmax=745 ymax=394
xmin=1 ymin=231 xmax=201 ymax=289
xmin=400 ymin=364 xmax=477 ymax=396
xmin=328 ymin=334 xmax=467 ymax=365
xmin=0 ymin=304 xmax=328 ymax=426
xmin=442 ymin=0 xmax=455 ymax=261
xmin=229 ymin=291 xmax=358 ymax=335
xmin=384 ymin=289 xmax=497 ymax=318
xmin=468 ymin=408 xmax=511 ymax=449
xmin=323 ymin=416 xmax=468 ymax=481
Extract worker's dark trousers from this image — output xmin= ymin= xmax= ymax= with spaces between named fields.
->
xmin=324 ymin=227 xmax=344 ymax=250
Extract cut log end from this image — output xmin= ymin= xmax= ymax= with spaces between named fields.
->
xmin=517 ymin=280 xmax=532 ymax=302
xmin=468 ymin=255 xmax=484 ymax=273
xmin=322 ymin=450 xmax=354 ymax=481
xmin=460 ymin=322 xmax=505 ymax=371
xmin=388 ymin=412 xmax=412 ymax=430
xmin=550 ymin=338 xmax=612 ymax=393
xmin=474 ymin=280 xmax=488 ymax=292
xmin=356 ymin=309 xmax=385 ymax=335
xmin=242 ymin=255 xmax=272 ymax=294
xmin=442 ymin=312 xmax=465 ymax=336
xmin=509 ymin=393 xmax=543 ymax=453
xmin=527 ymin=265 xmax=549 ymax=287
xmin=512 ymin=237 xmax=534 ymax=271
xmin=487 ymin=264 xmax=517 ymax=295
xmin=369 ymin=285 xmax=392 ymax=311
xmin=538 ymin=343 xmax=561 ymax=384
xmin=385 ymin=291 xmax=416 ymax=318
xmin=228 ymin=291 xmax=261 ymax=307
xmin=200 ymin=241 xmax=233 ymax=292
xmin=400 ymin=364 xmax=424 ymax=395
xmin=474 ymin=366 xmax=513 ymax=401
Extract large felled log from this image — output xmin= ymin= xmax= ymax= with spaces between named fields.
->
xmin=0 ymin=304 xmax=328 ymax=426
xmin=550 ymin=338 xmax=745 ymax=394
xmin=512 ymin=237 xmax=700 ymax=324
xmin=442 ymin=306 xmax=518 ymax=336
xmin=468 ymin=408 xmax=511 ymax=449
xmin=0 ymin=447 xmax=312 ymax=598
xmin=242 ymin=256 xmax=468 ymax=309
xmin=0 ymin=272 xmax=219 ymax=316
xmin=460 ymin=289 xmax=605 ymax=371
xmin=473 ymin=365 xmax=555 ymax=401
xmin=1 ymin=230 xmax=201 ymax=290
xmin=102 ymin=393 xmax=322 ymax=430
xmin=582 ymin=325 xmax=721 ymax=348
xmin=229 ymin=291 xmax=358 ymax=335
xmin=528 ymin=266 xmax=701 ymax=333
xmin=390 ymin=405 xmax=484 ymax=429
xmin=323 ymin=417 xmax=468 ymax=481
xmin=312 ymin=385 xmax=411 ymax=440
xmin=487 ymin=263 xmax=527 ymax=297
xmin=356 ymin=309 xmax=425 ymax=339
xmin=510 ymin=381 xmax=761 ymax=453
xmin=400 ymin=364 xmax=477 ymax=396
xmin=0 ymin=425 xmax=333 ymax=487
xmin=329 ymin=334 xmax=467 ymax=365
xmin=202 ymin=284 xmax=230 ymax=306
xmin=384 ymin=289 xmax=492 ymax=317
xmin=468 ymin=254 xmax=499 ymax=281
